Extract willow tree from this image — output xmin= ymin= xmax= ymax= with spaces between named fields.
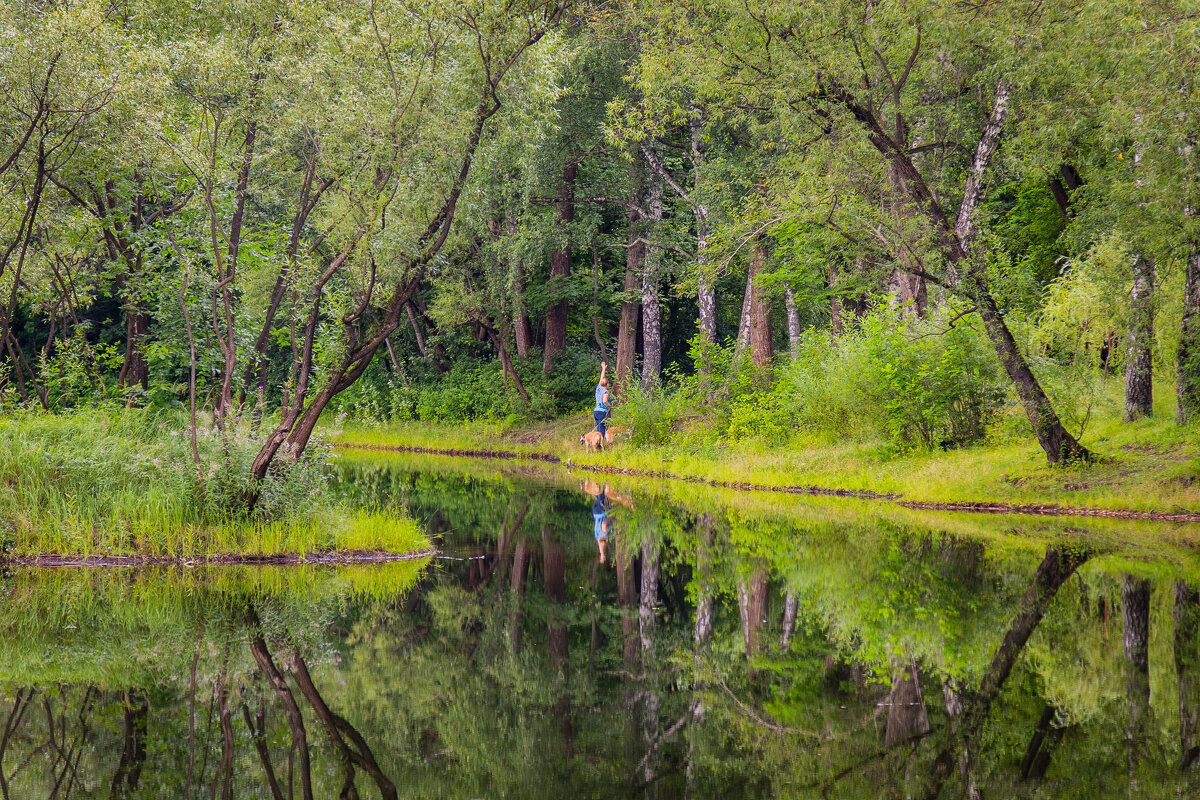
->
xmin=240 ymin=0 xmax=566 ymax=494
xmin=633 ymin=0 xmax=1091 ymax=464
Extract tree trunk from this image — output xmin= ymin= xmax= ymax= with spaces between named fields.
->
xmin=543 ymin=160 xmax=577 ymax=374
xmin=639 ymin=539 xmax=661 ymax=788
xmin=780 ymin=591 xmax=798 ymax=652
xmin=830 ymin=262 xmax=844 ymax=337
xmin=1124 ymin=254 xmax=1155 ymax=421
xmin=543 ymin=526 xmax=568 ymax=672
xmin=243 ymin=156 xmax=332 ymax=406
xmin=736 ymin=269 xmax=753 ymax=350
xmin=509 ymin=536 xmax=531 ymax=651
xmin=506 ymin=210 xmax=533 ymax=358
xmin=1175 ymin=580 xmax=1200 ymax=770
xmin=834 ymin=79 xmax=1086 ymax=466
xmin=248 ymin=618 xmax=314 ymax=800
xmin=1177 ymin=253 xmax=1200 ymax=424
xmin=784 ymin=287 xmax=801 ymax=359
xmin=748 ymin=240 xmax=773 ymax=373
xmin=1123 ymin=574 xmax=1151 ymax=774
xmin=290 ymin=653 xmax=398 ymax=800
xmin=975 ymin=291 xmax=1090 ymax=463
xmin=1018 ymin=703 xmax=1065 ymax=780
xmin=118 ymin=269 xmax=151 ymax=392
xmin=641 ymin=147 xmax=665 ymax=387
xmin=735 ymin=566 xmax=769 ymax=674
xmin=884 ymin=659 xmax=930 ymax=747
xmin=691 ymin=106 xmax=715 ymax=346
xmin=486 ymin=324 xmax=530 ymax=404
xmin=615 ymin=214 xmax=642 ymax=397
xmin=887 ymin=147 xmax=926 ymax=319
xmin=640 ymin=540 xmax=659 ymax=658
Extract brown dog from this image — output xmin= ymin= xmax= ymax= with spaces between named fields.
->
xmin=580 ymin=426 xmax=629 ymax=452
xmin=579 ymin=430 xmax=604 ymax=452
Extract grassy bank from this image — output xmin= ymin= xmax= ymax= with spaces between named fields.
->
xmin=0 ymin=411 xmax=428 ymax=558
xmin=332 ymin=381 xmax=1200 ymax=516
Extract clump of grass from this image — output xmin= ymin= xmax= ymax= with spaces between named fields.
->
xmin=0 ymin=409 xmax=428 ymax=557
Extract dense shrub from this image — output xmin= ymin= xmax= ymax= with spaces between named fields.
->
xmin=677 ymin=304 xmax=1009 ymax=450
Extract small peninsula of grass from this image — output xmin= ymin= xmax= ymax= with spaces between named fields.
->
xmin=332 ymin=381 xmax=1200 ymax=519
xmin=0 ymin=411 xmax=428 ymax=561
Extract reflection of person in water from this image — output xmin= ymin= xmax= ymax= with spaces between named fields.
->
xmin=581 ymin=480 xmax=631 ymax=563
xmin=593 ymin=488 xmax=611 ymax=563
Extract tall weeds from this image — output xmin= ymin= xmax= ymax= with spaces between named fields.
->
xmin=0 ymin=409 xmax=417 ymax=556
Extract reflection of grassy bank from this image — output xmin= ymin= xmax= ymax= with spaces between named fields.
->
xmin=336 ymin=448 xmax=1200 ymax=565
xmin=0 ymin=411 xmax=427 ymax=558
xmin=333 ymin=387 xmax=1200 ymax=516
xmin=0 ymin=562 xmax=426 ymax=685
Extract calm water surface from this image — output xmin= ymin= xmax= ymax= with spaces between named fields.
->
xmin=3 ymin=451 xmax=1200 ymax=798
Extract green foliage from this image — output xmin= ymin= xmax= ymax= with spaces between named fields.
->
xmin=333 ymin=345 xmax=604 ymax=425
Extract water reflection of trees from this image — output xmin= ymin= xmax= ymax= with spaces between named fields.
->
xmin=2 ymin=463 xmax=1200 ymax=797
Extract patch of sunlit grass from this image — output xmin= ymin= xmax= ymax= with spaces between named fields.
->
xmin=332 ymin=380 xmax=1200 ymax=515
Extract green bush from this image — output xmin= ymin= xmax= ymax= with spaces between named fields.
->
xmin=720 ymin=304 xmax=1008 ymax=449
xmin=621 ymin=381 xmax=683 ymax=446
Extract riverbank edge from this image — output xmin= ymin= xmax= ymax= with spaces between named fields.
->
xmin=336 ymin=441 xmax=1200 ymax=524
xmin=3 ymin=547 xmax=439 ymax=568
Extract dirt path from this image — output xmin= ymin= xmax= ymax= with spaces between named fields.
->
xmin=4 ymin=548 xmax=438 ymax=568
xmin=338 ymin=442 xmax=1200 ymax=524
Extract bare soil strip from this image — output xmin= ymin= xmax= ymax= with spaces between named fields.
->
xmin=346 ymin=442 xmax=562 ymax=463
xmin=338 ymin=442 xmax=1200 ymax=524
xmin=894 ymin=501 xmax=1200 ymax=524
xmin=5 ymin=548 xmax=438 ymax=569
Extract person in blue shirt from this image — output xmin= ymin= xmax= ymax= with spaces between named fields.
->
xmin=594 ymin=361 xmax=610 ymax=445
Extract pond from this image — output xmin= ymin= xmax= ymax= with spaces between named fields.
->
xmin=2 ymin=450 xmax=1200 ymax=798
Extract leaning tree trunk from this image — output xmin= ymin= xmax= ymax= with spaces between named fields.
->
xmin=118 ymin=283 xmax=151 ymax=392
xmin=543 ymin=526 xmax=568 ymax=673
xmin=543 ymin=160 xmax=577 ymax=374
xmin=1177 ymin=253 xmax=1200 ymax=424
xmin=833 ymin=78 xmax=1089 ymax=466
xmin=923 ymin=546 xmax=1091 ymax=800
xmin=1124 ymin=254 xmax=1155 ymax=421
xmin=974 ymin=290 xmax=1091 ymax=463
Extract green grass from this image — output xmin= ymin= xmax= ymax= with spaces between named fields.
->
xmin=0 ymin=409 xmax=429 ymax=558
xmin=330 ymin=381 xmax=1200 ymax=515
